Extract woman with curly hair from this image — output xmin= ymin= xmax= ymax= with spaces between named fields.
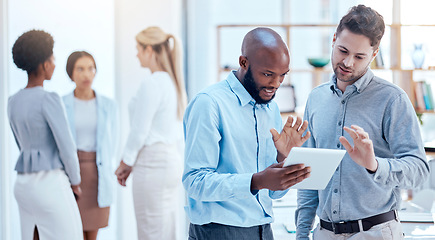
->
xmin=115 ymin=26 xmax=187 ymax=240
xmin=8 ymin=30 xmax=83 ymax=240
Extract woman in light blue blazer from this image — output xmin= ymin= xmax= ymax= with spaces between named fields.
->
xmin=62 ymin=51 xmax=118 ymax=240
xmin=8 ymin=30 xmax=83 ymax=240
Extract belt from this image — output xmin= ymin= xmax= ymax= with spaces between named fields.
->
xmin=320 ymin=210 xmax=398 ymax=234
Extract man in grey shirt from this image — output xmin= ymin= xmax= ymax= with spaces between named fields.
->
xmin=295 ymin=5 xmax=430 ymax=239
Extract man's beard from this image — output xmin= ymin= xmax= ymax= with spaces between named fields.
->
xmin=242 ymin=66 xmax=275 ymax=104
xmin=332 ymin=51 xmax=370 ymax=83
xmin=333 ymin=63 xmax=367 ymax=83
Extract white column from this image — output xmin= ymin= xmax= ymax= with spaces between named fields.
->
xmin=0 ymin=0 xmax=10 ymax=239
xmin=185 ymin=0 xmax=215 ymax=98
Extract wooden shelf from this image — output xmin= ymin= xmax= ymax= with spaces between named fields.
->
xmin=416 ymin=110 xmax=435 ymax=114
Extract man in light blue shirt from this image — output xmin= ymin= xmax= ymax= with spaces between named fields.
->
xmin=295 ymin=5 xmax=430 ymax=239
xmin=183 ymin=27 xmax=311 ymax=239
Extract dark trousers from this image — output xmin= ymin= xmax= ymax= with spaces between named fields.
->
xmin=188 ymin=222 xmax=274 ymax=240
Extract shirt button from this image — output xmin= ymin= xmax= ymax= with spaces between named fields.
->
xmin=333 ymin=210 xmax=337 ymax=214
xmin=377 ymin=176 xmax=381 ymax=180
xmin=334 ymin=189 xmax=338 ymax=193
xmin=99 ymin=162 xmax=103 ymax=166
xmin=337 ymin=143 xmax=340 ymax=148
xmin=341 ymin=100 xmax=345 ymax=104
xmin=338 ymin=121 xmax=342 ymax=126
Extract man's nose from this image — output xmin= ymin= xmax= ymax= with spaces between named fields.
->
xmin=270 ymin=75 xmax=284 ymax=87
xmin=343 ymin=56 xmax=354 ymax=68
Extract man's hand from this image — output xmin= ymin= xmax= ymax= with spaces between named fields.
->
xmin=339 ymin=125 xmax=378 ymax=172
xmin=271 ymin=116 xmax=311 ymax=162
xmin=115 ymin=160 xmax=133 ymax=186
xmin=251 ymin=162 xmax=311 ymax=191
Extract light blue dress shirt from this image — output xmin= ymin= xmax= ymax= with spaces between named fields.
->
xmin=63 ymin=92 xmax=118 ymax=207
xmin=295 ymin=69 xmax=430 ymax=239
xmin=183 ymin=71 xmax=287 ymax=227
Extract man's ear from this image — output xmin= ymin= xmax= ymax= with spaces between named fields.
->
xmin=332 ymin=32 xmax=337 ymax=48
xmin=369 ymin=47 xmax=379 ymax=63
xmin=372 ymin=48 xmax=379 ymax=58
xmin=239 ymin=55 xmax=248 ymax=70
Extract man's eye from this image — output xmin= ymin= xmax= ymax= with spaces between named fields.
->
xmin=263 ymin=73 xmax=272 ymax=77
xmin=356 ymin=56 xmax=364 ymax=60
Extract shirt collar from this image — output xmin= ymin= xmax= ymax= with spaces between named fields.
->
xmin=329 ymin=68 xmax=374 ymax=94
xmin=226 ymin=71 xmax=270 ymax=109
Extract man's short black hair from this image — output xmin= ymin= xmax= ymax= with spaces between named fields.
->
xmin=336 ymin=5 xmax=385 ymax=49
xmin=12 ymin=30 xmax=54 ymax=75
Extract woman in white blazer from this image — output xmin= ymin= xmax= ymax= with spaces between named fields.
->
xmin=8 ymin=30 xmax=83 ymax=240
xmin=63 ymin=51 xmax=118 ymax=240
xmin=115 ymin=26 xmax=187 ymax=240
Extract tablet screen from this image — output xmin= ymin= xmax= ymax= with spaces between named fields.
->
xmin=283 ymin=147 xmax=346 ymax=190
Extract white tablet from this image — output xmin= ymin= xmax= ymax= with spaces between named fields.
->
xmin=283 ymin=147 xmax=346 ymax=190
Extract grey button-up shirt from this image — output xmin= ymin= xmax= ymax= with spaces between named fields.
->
xmin=295 ymin=69 xmax=430 ymax=239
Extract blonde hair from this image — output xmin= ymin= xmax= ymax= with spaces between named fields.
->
xmin=136 ymin=27 xmax=187 ymax=120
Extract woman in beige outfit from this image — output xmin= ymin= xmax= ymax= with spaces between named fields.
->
xmin=63 ymin=51 xmax=119 ymax=240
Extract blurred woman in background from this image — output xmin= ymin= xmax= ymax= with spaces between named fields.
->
xmin=8 ymin=30 xmax=82 ymax=240
xmin=115 ymin=26 xmax=187 ymax=240
xmin=63 ymin=51 xmax=118 ymax=240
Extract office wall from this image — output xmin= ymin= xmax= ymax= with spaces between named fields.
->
xmin=0 ymin=0 xmax=9 ymax=239
xmin=7 ymin=1 xmax=116 ymax=97
xmin=185 ymin=0 xmax=284 ymax=99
